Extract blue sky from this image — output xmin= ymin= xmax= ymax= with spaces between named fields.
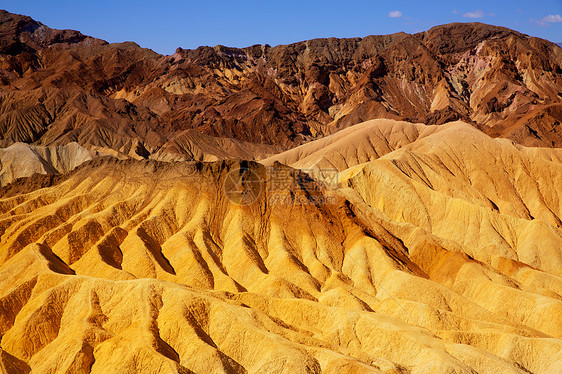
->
xmin=2 ymin=1 xmax=561 ymax=54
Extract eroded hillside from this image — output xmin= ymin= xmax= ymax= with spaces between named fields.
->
xmin=0 ymin=121 xmax=561 ymax=373
xmin=1 ymin=10 xmax=561 ymax=157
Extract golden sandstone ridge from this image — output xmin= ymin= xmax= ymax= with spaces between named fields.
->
xmin=1 ymin=119 xmax=561 ymax=373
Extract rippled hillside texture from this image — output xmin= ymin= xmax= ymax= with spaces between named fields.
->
xmin=0 ymin=9 xmax=561 ymax=374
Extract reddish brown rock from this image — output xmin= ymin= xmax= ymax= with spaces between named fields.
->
xmin=0 ymin=11 xmax=561 ymax=156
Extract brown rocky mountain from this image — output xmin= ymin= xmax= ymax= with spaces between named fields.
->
xmin=0 ymin=10 xmax=561 ymax=162
xmin=0 ymin=10 xmax=104 ymax=54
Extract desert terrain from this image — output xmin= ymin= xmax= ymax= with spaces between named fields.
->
xmin=0 ymin=10 xmax=561 ymax=374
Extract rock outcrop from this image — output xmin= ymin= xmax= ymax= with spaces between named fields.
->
xmin=0 ymin=11 xmax=561 ymax=155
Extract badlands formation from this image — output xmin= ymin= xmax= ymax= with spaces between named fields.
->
xmin=0 ymin=119 xmax=561 ymax=373
xmin=0 ymin=10 xmax=561 ymax=374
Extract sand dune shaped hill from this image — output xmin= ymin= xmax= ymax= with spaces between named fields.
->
xmin=261 ymin=119 xmax=443 ymax=170
xmin=0 ymin=142 xmax=95 ymax=186
xmin=0 ymin=121 xmax=561 ymax=373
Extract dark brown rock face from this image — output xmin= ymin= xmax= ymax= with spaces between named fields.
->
xmin=1 ymin=11 xmax=561 ymax=153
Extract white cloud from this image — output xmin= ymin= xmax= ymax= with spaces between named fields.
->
xmin=463 ymin=10 xmax=485 ymax=19
xmin=388 ymin=10 xmax=402 ymax=18
xmin=541 ymin=14 xmax=562 ymax=23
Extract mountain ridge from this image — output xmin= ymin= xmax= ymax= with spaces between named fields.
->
xmin=0 ymin=10 xmax=561 ymax=161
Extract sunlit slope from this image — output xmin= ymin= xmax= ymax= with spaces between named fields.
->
xmin=0 ymin=144 xmax=561 ymax=372
xmin=339 ymin=121 xmax=562 ymax=273
xmin=262 ymin=119 xmax=442 ymax=170
xmin=0 ymin=142 xmax=95 ymax=186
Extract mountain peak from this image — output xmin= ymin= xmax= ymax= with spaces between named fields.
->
xmin=416 ymin=22 xmax=521 ymax=54
xmin=0 ymin=9 xmax=105 ymax=54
